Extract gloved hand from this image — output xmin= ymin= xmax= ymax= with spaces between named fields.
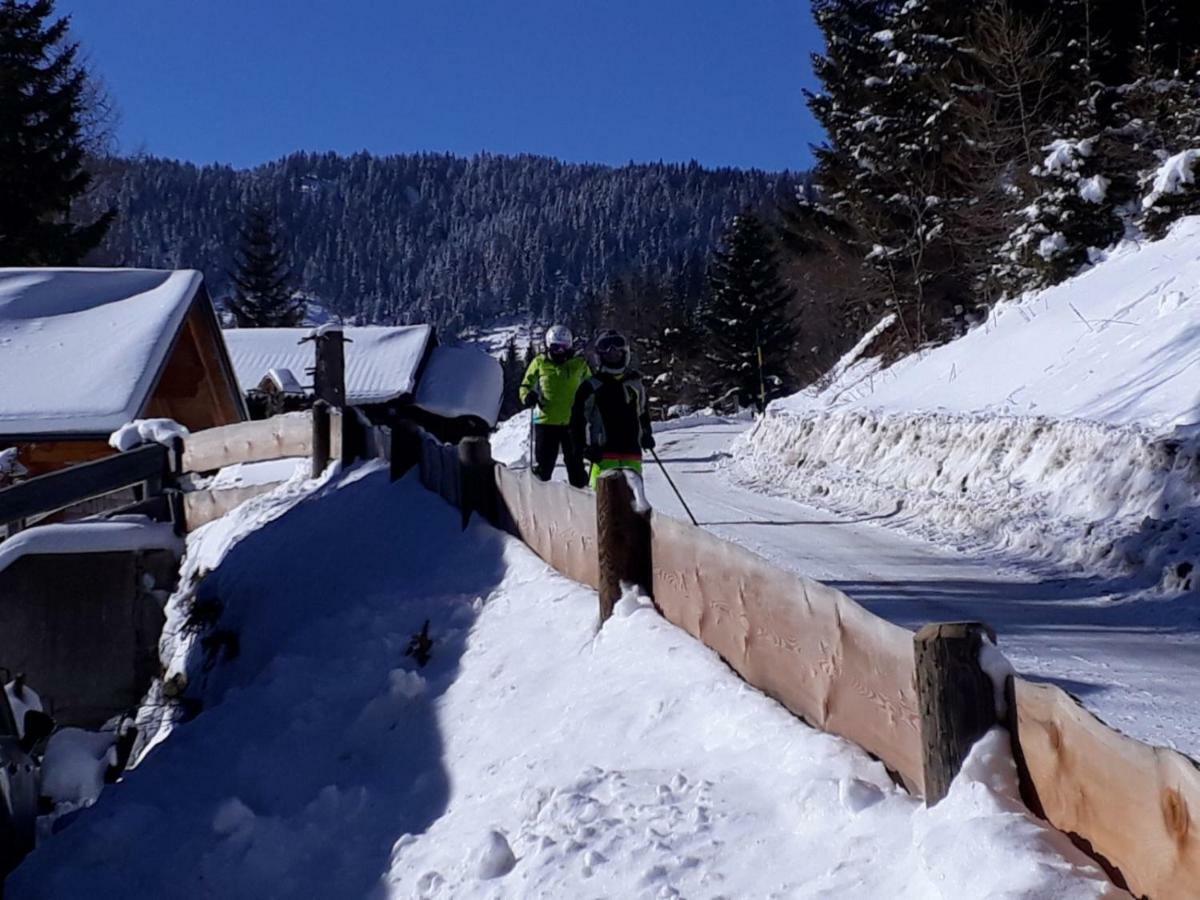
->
xmin=522 ymin=392 xmax=540 ymax=410
xmin=641 ymin=433 xmax=656 ymax=451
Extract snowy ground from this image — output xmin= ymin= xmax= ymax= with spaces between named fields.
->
xmin=10 ymin=466 xmax=1119 ymax=898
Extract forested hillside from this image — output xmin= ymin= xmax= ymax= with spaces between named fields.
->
xmin=82 ymin=153 xmax=797 ymax=331
xmin=786 ymin=0 xmax=1200 ymax=357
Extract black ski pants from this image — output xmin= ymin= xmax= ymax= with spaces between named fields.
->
xmin=533 ymin=423 xmax=589 ymax=488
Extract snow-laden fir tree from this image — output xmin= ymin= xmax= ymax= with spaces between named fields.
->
xmin=700 ymin=214 xmax=797 ymax=412
xmin=226 ymin=205 xmax=306 ymax=327
xmin=0 ymin=0 xmax=113 ymax=265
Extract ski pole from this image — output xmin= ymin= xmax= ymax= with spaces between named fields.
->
xmin=649 ymin=447 xmax=699 ymax=527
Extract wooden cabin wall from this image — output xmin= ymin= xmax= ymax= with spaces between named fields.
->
xmin=143 ymin=302 xmax=245 ymax=429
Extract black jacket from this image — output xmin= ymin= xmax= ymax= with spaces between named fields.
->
xmin=570 ymin=371 xmax=653 ymax=459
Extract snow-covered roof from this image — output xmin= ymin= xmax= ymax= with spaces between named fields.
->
xmin=0 ymin=268 xmax=203 ymax=436
xmin=263 ymin=367 xmax=305 ymax=395
xmin=412 ymin=345 xmax=504 ymax=427
xmin=222 ymin=326 xmax=435 ymax=405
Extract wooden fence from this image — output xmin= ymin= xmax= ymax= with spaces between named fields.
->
xmin=0 ymin=407 xmax=362 ymax=538
xmin=400 ymin=428 xmax=1200 ymax=900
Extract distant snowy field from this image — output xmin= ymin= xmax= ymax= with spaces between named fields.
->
xmin=10 ymin=468 xmax=1118 ymax=898
xmin=733 ymin=217 xmax=1200 ymax=589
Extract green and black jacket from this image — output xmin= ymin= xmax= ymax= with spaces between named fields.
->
xmin=569 ymin=370 xmax=653 ymax=460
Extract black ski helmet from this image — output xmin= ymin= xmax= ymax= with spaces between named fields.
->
xmin=594 ymin=329 xmax=630 ymax=374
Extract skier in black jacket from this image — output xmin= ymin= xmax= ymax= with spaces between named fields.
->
xmin=569 ymin=330 xmax=655 ymax=489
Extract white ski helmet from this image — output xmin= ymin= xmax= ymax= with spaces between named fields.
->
xmin=545 ymin=324 xmax=573 ymax=352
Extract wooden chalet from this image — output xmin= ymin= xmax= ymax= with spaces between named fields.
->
xmin=0 ymin=269 xmax=247 ymax=479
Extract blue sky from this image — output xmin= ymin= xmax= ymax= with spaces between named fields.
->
xmin=59 ymin=0 xmax=822 ymax=172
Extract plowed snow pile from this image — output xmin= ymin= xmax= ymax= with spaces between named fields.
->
xmin=734 ymin=217 xmax=1200 ymax=590
xmin=9 ymin=470 xmax=1119 ymax=898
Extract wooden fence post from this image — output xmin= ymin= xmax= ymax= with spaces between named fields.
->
xmin=312 ymin=329 xmax=346 ymax=408
xmin=167 ymin=436 xmax=186 ymax=535
xmin=312 ymin=400 xmax=331 ymax=477
xmin=595 ymin=471 xmax=652 ymax=624
xmin=914 ymin=621 xmax=998 ymax=805
xmin=458 ymin=436 xmax=496 ymax=528
xmin=390 ymin=420 xmax=420 ymax=481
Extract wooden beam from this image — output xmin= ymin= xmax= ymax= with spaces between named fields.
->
xmin=0 ymin=445 xmax=168 ymax=527
xmin=180 ymin=413 xmax=313 ymax=474
xmin=182 ymin=483 xmax=283 ymax=531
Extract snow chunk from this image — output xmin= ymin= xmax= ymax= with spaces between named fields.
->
xmin=1041 ymin=138 xmax=1093 ymax=173
xmin=4 ymin=679 xmax=43 ymax=740
xmin=388 ymin=669 xmax=426 ymax=700
xmin=980 ymin=641 xmax=1016 ymax=718
xmin=305 ymin=322 xmax=344 ymax=338
xmin=0 ymin=448 xmax=26 ymax=482
xmin=1079 ymin=174 xmax=1109 ymax=204
xmin=1143 ymin=149 xmax=1200 ymax=209
xmin=212 ymin=797 xmax=256 ymax=836
xmin=41 ymin=728 xmax=117 ymax=807
xmin=109 ymin=418 xmax=189 ymax=452
xmin=472 ymin=830 xmax=517 ymax=880
xmin=1037 ymin=232 xmax=1069 ymax=260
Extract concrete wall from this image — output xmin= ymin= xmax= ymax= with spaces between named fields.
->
xmin=0 ymin=550 xmax=177 ymax=728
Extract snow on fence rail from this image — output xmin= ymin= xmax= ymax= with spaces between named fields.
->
xmin=398 ymin=425 xmax=1200 ymax=899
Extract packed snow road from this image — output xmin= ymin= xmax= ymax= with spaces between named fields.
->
xmin=641 ymin=419 xmax=1200 ymax=757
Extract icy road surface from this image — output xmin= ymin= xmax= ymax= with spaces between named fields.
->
xmin=642 ymin=419 xmax=1200 ymax=757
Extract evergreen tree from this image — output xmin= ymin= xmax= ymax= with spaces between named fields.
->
xmin=700 ymin=214 xmax=797 ymax=412
xmin=226 ymin=205 xmax=305 ymax=327
xmin=0 ymin=0 xmax=113 ymax=265
xmin=498 ymin=338 xmax=527 ymax=419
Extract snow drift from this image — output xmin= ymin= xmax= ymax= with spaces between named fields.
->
xmin=734 ymin=217 xmax=1200 ymax=588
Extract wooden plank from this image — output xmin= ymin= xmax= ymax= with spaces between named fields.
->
xmin=650 ymin=512 xmax=924 ymax=794
xmin=494 ymin=465 xmax=599 ymax=589
xmin=6 ymin=440 xmax=115 ymax=478
xmin=0 ymin=445 xmax=168 ymax=527
xmin=180 ymin=413 xmax=313 ymax=474
xmin=182 ymin=483 xmax=283 ymax=531
xmin=1011 ymin=678 xmax=1200 ymax=898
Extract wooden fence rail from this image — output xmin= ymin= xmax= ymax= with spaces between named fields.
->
xmin=0 ymin=445 xmax=169 ymax=533
xmin=402 ymin=426 xmax=1200 ymax=899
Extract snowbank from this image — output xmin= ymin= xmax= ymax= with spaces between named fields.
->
xmin=735 ymin=217 xmax=1200 ymax=584
xmin=41 ymin=728 xmax=117 ymax=809
xmin=491 ymin=410 xmax=532 ymax=467
xmin=9 ymin=470 xmax=1119 ymax=897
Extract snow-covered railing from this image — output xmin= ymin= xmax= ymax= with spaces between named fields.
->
xmin=397 ymin=425 xmax=1200 ymax=899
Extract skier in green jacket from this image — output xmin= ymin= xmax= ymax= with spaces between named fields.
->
xmin=519 ymin=325 xmax=592 ymax=488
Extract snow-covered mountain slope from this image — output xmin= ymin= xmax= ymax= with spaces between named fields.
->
xmin=734 ymin=218 xmax=1200 ymax=588
xmin=10 ymin=468 xmax=1119 ymax=898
